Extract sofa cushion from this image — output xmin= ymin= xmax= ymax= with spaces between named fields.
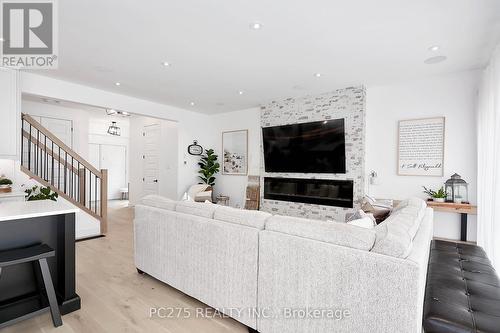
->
xmin=392 ymin=196 xmax=426 ymax=214
xmin=175 ymin=201 xmax=217 ymax=218
xmin=392 ymin=197 xmax=426 ymax=239
xmin=265 ymin=215 xmax=376 ymax=251
xmin=213 ymin=206 xmax=271 ymax=230
xmin=140 ymin=195 xmax=176 ymax=211
xmin=371 ymin=217 xmax=413 ymax=258
xmin=371 ymin=197 xmax=427 ymax=258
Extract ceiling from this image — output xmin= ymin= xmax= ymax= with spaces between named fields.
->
xmin=23 ymin=94 xmax=105 ymax=114
xmin=32 ymin=0 xmax=500 ymax=114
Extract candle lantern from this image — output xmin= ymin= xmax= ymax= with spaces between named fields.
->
xmin=444 ymin=173 xmax=468 ymax=204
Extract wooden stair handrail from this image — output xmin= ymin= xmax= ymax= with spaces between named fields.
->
xmin=22 ymin=113 xmax=102 ymax=177
xmin=21 ymin=114 xmax=108 ymax=235
xmin=22 ymin=129 xmax=80 ymax=175
xmin=21 ymin=165 xmax=103 ymax=221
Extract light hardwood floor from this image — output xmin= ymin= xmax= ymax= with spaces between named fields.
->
xmin=2 ymin=201 xmax=248 ymax=333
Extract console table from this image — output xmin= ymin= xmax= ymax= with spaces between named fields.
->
xmin=426 ymin=201 xmax=477 ymax=242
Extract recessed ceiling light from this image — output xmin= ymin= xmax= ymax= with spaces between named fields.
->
xmin=41 ymin=98 xmax=59 ymax=104
xmin=114 ymin=82 xmax=121 ymax=86
xmin=161 ymin=61 xmax=171 ymax=67
xmin=424 ymin=56 xmax=447 ymax=65
xmin=190 ymin=102 xmax=195 ymax=106
xmin=250 ymin=22 xmax=262 ymax=30
xmin=238 ymin=91 xmax=244 ymax=95
xmin=0 ymin=37 xmax=4 ymax=42
xmin=314 ymin=73 xmax=322 ymax=77
xmin=428 ymin=45 xmax=440 ymax=52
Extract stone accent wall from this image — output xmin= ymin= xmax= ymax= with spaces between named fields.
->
xmin=260 ymin=86 xmax=366 ymax=221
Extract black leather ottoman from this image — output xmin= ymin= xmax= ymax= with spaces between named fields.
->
xmin=423 ymin=240 xmax=500 ymax=333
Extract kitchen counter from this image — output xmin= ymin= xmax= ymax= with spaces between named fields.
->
xmin=0 ymin=191 xmax=26 ymax=198
xmin=0 ymin=191 xmax=26 ymax=203
xmin=0 ymin=200 xmax=79 ymax=222
xmin=0 ymin=200 xmax=81 ymax=327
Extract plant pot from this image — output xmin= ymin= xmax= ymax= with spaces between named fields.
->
xmin=433 ymin=198 xmax=445 ymax=203
xmin=0 ymin=185 xmax=12 ymax=193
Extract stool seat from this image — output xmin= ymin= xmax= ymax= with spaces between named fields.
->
xmin=0 ymin=244 xmax=62 ymax=329
xmin=0 ymin=244 xmax=54 ymax=267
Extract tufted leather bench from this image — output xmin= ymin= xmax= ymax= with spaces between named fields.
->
xmin=423 ymin=240 xmax=500 ymax=333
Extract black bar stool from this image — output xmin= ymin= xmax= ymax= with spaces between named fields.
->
xmin=0 ymin=244 xmax=62 ymax=328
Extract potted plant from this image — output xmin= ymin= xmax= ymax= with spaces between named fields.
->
xmin=25 ymin=185 xmax=58 ymax=201
xmin=0 ymin=177 xmax=13 ymax=193
xmin=198 ymin=148 xmax=220 ymax=188
xmin=423 ymin=186 xmax=447 ymax=203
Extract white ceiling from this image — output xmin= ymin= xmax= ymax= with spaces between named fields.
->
xmin=33 ymin=0 xmax=500 ymax=114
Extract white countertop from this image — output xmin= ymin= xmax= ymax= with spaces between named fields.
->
xmin=0 ymin=200 xmax=79 ymax=222
xmin=0 ymin=191 xmax=26 ymax=198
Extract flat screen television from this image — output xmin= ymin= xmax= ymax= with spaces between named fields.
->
xmin=262 ymin=119 xmax=346 ymax=173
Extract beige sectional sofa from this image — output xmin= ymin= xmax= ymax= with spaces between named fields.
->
xmin=134 ymin=195 xmax=433 ymax=333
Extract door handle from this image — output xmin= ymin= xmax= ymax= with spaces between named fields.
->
xmin=153 ymin=179 xmax=158 ymax=183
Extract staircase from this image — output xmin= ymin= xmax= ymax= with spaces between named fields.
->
xmin=20 ymin=114 xmax=108 ymax=234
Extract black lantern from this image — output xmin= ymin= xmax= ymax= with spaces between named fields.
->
xmin=444 ymin=173 xmax=468 ymax=204
xmin=107 ymin=121 xmax=121 ymax=136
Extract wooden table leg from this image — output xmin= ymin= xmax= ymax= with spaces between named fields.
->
xmin=460 ymin=213 xmax=468 ymax=242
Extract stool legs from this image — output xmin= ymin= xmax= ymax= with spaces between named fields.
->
xmin=38 ymin=258 xmax=62 ymax=327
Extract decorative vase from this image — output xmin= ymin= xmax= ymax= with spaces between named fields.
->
xmin=434 ymin=198 xmax=445 ymax=203
xmin=0 ymin=185 xmax=12 ymax=193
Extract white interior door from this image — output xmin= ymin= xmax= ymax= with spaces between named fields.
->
xmin=88 ymin=144 xmax=100 ymax=168
xmin=24 ymin=116 xmax=73 ymax=186
xmin=143 ymin=124 xmax=160 ymax=196
xmin=91 ymin=144 xmax=127 ymax=200
xmin=39 ymin=117 xmax=73 ymax=147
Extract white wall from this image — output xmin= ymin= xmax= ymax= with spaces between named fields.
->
xmin=209 ymin=107 xmax=261 ymax=208
xmin=21 ymin=72 xmax=212 ymax=200
xmin=88 ymin=116 xmax=130 ymax=200
xmin=366 ymin=70 xmax=480 ymax=241
xmin=23 ymin=100 xmax=90 ymax=158
xmin=18 ymin=71 xmax=480 ymax=241
xmin=0 ymin=158 xmax=100 ymax=239
xmin=210 ymin=71 xmax=480 ymax=241
xmin=129 ymin=115 xmax=179 ymax=205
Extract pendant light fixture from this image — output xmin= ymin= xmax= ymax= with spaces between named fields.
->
xmin=107 ymin=121 xmax=121 ymax=136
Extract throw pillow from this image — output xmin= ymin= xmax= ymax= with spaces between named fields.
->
xmin=346 ymin=209 xmax=377 ymax=224
xmin=347 ymin=216 xmax=376 ymax=229
xmin=361 ymin=201 xmax=391 ymax=224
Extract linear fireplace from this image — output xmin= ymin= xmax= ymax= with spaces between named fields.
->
xmin=264 ymin=177 xmax=354 ymax=208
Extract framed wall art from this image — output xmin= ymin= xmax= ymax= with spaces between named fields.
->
xmin=222 ymin=129 xmax=248 ymax=175
xmin=398 ymin=117 xmax=445 ymax=176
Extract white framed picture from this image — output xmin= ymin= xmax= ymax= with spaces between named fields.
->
xmin=222 ymin=129 xmax=248 ymax=175
xmin=398 ymin=117 xmax=445 ymax=176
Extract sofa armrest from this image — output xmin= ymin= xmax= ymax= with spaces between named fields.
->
xmin=257 ymin=231 xmax=423 ymax=333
